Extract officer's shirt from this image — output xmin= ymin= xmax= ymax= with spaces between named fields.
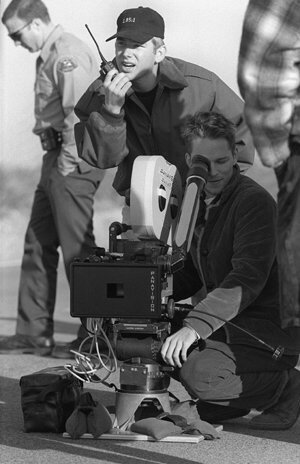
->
xmin=33 ymin=25 xmax=98 ymax=175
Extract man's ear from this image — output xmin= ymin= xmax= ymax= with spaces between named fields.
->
xmin=185 ymin=152 xmax=192 ymax=168
xmin=155 ymin=44 xmax=166 ymax=64
xmin=30 ymin=17 xmax=43 ymax=32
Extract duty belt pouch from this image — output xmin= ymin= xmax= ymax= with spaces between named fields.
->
xmin=39 ymin=127 xmax=62 ymax=151
xmin=19 ymin=366 xmax=82 ymax=433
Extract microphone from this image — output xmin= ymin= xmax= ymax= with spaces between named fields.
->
xmin=173 ymin=155 xmax=210 ymax=257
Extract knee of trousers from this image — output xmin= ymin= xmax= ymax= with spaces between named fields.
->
xmin=179 ymin=358 xmax=226 ymax=401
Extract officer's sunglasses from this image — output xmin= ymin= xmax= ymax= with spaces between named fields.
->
xmin=9 ymin=20 xmax=32 ymax=42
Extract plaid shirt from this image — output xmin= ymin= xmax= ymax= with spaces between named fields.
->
xmin=238 ymin=0 xmax=300 ymax=168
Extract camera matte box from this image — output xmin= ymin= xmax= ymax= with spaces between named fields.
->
xmin=70 ymin=261 xmax=163 ymax=319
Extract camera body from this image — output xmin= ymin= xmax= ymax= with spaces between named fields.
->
xmin=70 ymin=232 xmax=174 ymax=392
xmin=70 ymin=241 xmax=172 ymax=321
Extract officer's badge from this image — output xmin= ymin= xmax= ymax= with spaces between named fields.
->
xmin=57 ymin=57 xmax=78 ymax=73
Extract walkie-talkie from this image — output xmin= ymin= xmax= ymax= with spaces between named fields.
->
xmin=85 ymin=24 xmax=117 ymax=79
xmin=85 ymin=24 xmax=133 ymax=96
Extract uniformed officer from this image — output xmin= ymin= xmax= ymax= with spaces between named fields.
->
xmin=0 ymin=0 xmax=103 ymax=356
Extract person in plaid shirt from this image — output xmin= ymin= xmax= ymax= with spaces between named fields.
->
xmin=238 ymin=0 xmax=300 ymax=329
xmin=238 ymin=0 xmax=300 ymax=430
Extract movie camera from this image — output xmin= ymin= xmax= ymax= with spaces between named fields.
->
xmin=68 ymin=154 xmax=210 ymax=428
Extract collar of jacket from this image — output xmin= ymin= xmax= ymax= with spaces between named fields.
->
xmin=157 ymin=57 xmax=189 ymax=90
xmin=39 ymin=25 xmax=64 ymax=62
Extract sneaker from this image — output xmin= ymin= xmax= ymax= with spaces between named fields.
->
xmin=0 ymin=334 xmax=54 ymax=356
xmin=249 ymin=368 xmax=300 ymax=430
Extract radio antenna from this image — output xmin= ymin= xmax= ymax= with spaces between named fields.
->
xmin=85 ymin=24 xmax=107 ymax=63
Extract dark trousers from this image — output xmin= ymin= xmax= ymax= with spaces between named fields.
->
xmin=16 ymin=151 xmax=103 ymax=338
xmin=178 ymin=339 xmax=298 ymax=411
xmin=276 ymin=141 xmax=300 ymax=328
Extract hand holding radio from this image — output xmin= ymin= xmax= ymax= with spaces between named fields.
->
xmin=85 ymin=24 xmax=133 ymax=112
xmin=102 ymin=69 xmax=132 ymax=114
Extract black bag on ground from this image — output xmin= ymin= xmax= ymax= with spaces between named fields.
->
xmin=20 ymin=366 xmax=82 ymax=433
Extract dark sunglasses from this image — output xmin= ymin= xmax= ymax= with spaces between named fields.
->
xmin=8 ymin=20 xmax=32 ymax=42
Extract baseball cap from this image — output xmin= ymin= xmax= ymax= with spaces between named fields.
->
xmin=106 ymin=6 xmax=165 ymax=43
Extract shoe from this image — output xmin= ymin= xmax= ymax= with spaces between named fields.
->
xmin=51 ymin=336 xmax=98 ymax=359
xmin=197 ymin=401 xmax=250 ymax=423
xmin=249 ymin=368 xmax=300 ymax=430
xmin=0 ymin=334 xmax=54 ymax=356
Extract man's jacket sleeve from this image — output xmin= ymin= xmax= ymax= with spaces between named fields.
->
xmin=74 ymin=79 xmax=128 ymax=169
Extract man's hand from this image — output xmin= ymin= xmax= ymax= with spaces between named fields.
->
xmin=103 ymin=69 xmax=132 ymax=115
xmin=160 ymin=327 xmax=198 ymax=368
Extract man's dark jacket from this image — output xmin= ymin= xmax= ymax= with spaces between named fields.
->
xmin=177 ymin=167 xmax=298 ymax=355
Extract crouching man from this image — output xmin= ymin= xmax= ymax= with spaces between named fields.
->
xmin=161 ymin=112 xmax=300 ymax=430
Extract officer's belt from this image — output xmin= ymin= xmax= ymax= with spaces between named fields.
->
xmin=39 ymin=127 xmax=62 ymax=151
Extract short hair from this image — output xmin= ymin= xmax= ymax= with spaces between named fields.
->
xmin=182 ymin=111 xmax=236 ymax=154
xmin=2 ymin=0 xmax=50 ymax=25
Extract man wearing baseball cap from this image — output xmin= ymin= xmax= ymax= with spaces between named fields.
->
xmin=74 ymin=6 xmax=254 ymax=194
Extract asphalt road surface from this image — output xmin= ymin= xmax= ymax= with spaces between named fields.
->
xmin=1 ymin=264 xmax=299 ymax=464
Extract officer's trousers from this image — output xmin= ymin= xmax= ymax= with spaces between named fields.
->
xmin=16 ymin=150 xmax=103 ymax=338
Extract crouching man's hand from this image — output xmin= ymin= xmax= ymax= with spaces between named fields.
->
xmin=160 ymin=326 xmax=198 ymax=368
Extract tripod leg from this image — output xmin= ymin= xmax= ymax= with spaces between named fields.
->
xmin=114 ymin=392 xmax=171 ymax=430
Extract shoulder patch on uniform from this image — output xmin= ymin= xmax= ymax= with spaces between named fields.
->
xmin=57 ymin=56 xmax=78 ymax=73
